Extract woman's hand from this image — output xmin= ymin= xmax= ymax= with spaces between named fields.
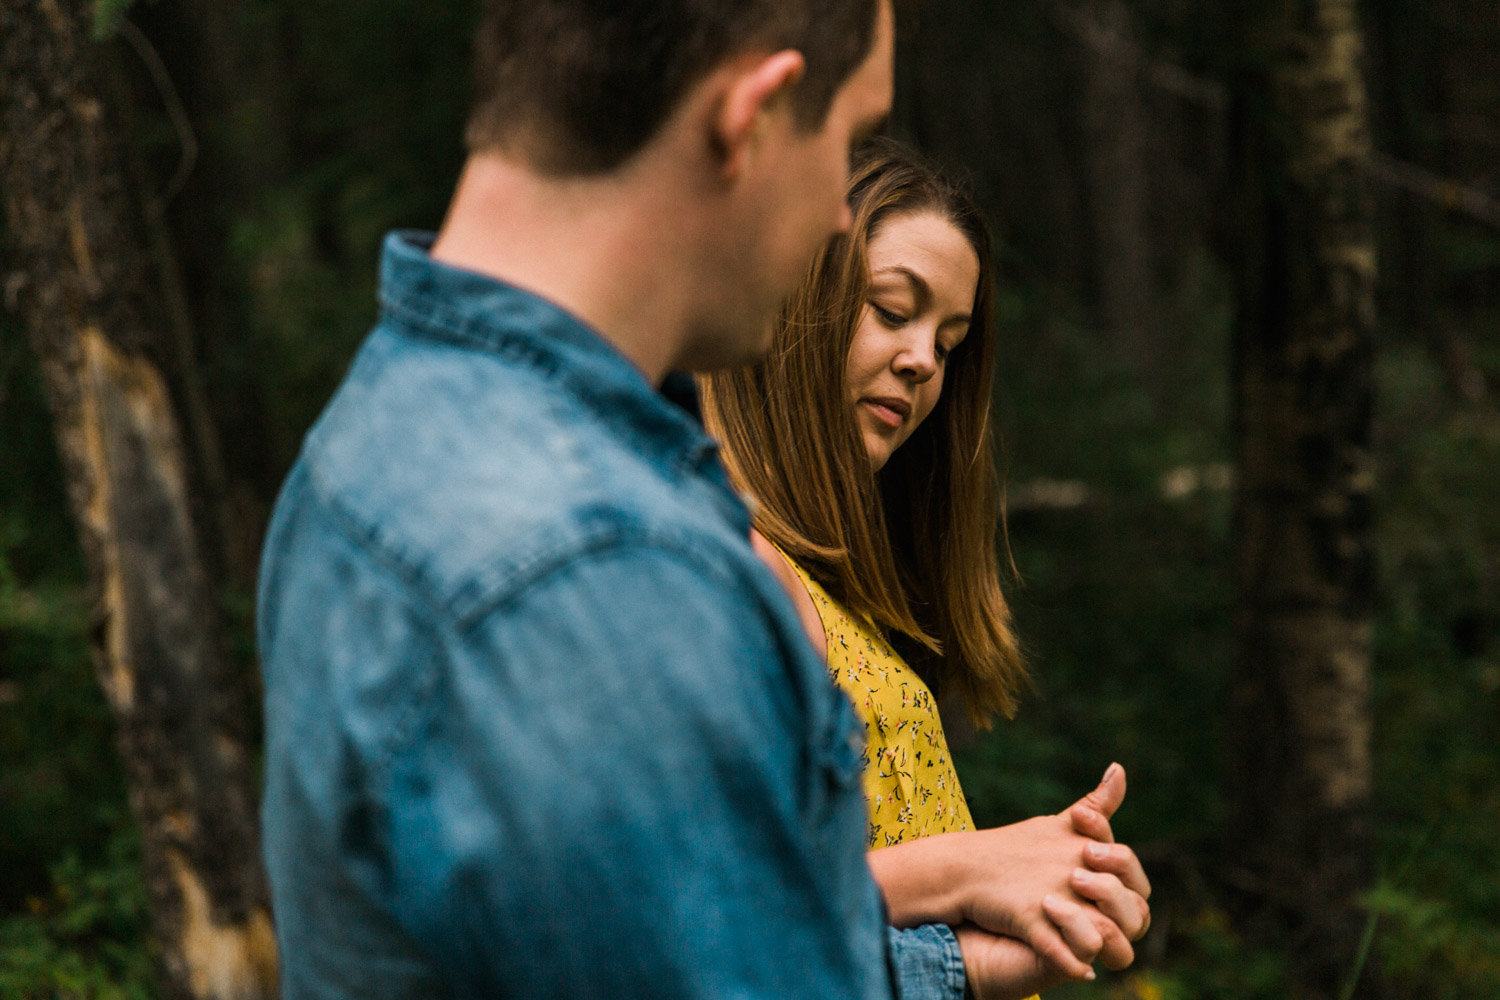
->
xmin=1063 ymin=767 xmax=1152 ymax=964
xmin=953 ymin=913 xmax=1097 ymax=1000
xmin=868 ymin=764 xmax=1151 ymax=979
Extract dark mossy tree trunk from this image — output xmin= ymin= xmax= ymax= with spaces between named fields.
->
xmin=1226 ymin=0 xmax=1380 ymax=995
xmin=0 ymin=2 xmax=276 ymax=998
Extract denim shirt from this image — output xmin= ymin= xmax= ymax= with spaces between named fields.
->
xmin=258 ymin=231 xmax=966 ymax=1000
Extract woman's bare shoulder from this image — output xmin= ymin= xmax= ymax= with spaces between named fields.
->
xmin=749 ymin=529 xmax=828 ymax=660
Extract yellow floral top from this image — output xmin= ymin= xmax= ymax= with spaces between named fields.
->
xmin=783 ymin=555 xmax=974 ymax=847
xmin=785 ymin=554 xmax=1040 ymax=1000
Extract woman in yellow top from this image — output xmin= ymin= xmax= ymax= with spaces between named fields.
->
xmin=782 ymin=556 xmax=977 ymax=847
xmin=701 ymin=139 xmax=1151 ymax=998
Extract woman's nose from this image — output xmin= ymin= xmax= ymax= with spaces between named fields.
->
xmin=894 ymin=335 xmax=938 ymax=382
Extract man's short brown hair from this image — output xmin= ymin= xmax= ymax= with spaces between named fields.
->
xmin=466 ymin=0 xmax=880 ymax=175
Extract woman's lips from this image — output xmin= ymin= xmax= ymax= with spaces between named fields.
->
xmin=862 ymin=397 xmax=909 ymax=428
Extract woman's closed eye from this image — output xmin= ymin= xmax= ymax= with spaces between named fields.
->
xmin=871 ymin=303 xmax=907 ymax=327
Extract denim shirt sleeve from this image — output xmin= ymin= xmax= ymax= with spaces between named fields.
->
xmin=888 ymin=925 xmax=967 ymax=1000
xmin=343 ymin=539 xmax=895 ymax=999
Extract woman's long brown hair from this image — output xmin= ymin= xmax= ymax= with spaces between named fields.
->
xmin=699 ymin=138 xmax=1028 ymax=725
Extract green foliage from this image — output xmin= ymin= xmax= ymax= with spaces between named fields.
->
xmin=1041 ymin=907 xmax=1295 ymax=1000
xmin=91 ymin=0 xmax=133 ymax=41
xmin=958 ymin=232 xmax=1500 ymax=997
xmin=1366 ymin=884 xmax=1500 ymax=999
xmin=91 ymin=0 xmax=160 ymax=40
xmin=961 ymin=491 xmax=1235 ymax=847
xmin=0 ymin=827 xmax=156 ymax=1000
xmin=1 ymin=321 xmax=148 ymax=991
xmin=1370 ymin=342 xmax=1500 ymax=997
xmin=964 ymin=250 xmax=1236 ymax=847
xmin=211 ymin=0 xmax=477 ymax=477
xmin=0 ymin=338 xmax=82 ymax=586
xmin=0 ymin=335 xmax=127 ymax=907
xmin=0 ymin=569 xmax=125 ymax=907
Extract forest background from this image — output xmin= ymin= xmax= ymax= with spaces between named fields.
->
xmin=0 ymin=0 xmax=1496 ymax=998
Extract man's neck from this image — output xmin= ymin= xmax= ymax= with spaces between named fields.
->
xmin=429 ymin=153 xmax=704 ymax=385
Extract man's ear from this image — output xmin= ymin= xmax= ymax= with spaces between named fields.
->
xmin=712 ymin=50 xmax=806 ymax=180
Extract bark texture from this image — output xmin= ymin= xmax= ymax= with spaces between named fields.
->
xmin=0 ymin=2 xmax=276 ymax=997
xmin=1227 ymin=0 xmax=1380 ymax=994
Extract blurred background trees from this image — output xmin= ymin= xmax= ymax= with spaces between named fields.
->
xmin=1 ymin=0 xmax=1496 ymax=997
xmin=2 ymin=2 xmax=275 ymax=998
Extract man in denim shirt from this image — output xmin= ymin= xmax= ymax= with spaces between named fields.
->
xmin=259 ymin=2 xmax=1150 ymax=997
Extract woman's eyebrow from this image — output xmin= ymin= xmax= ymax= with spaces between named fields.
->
xmin=871 ymin=265 xmax=927 ymax=300
xmin=871 ymin=266 xmax=971 ymax=324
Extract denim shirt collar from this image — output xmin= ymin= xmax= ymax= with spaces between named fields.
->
xmin=377 ymin=230 xmax=722 ymax=481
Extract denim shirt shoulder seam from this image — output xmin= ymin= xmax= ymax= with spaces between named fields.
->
xmin=448 ymin=521 xmax=753 ymax=633
xmin=305 ymin=460 xmax=754 ymax=644
xmin=298 ymin=483 xmax=451 ymax=776
xmin=302 ymin=430 xmax=734 ymax=633
xmin=355 ymin=518 xmax=757 ymax=781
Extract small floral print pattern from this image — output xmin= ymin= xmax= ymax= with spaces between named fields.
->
xmin=785 ymin=557 xmax=975 ymax=847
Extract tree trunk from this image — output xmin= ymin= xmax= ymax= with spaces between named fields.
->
xmin=1227 ymin=0 xmax=1380 ymax=995
xmin=1076 ymin=0 xmax=1158 ymax=386
xmin=0 ymin=3 xmax=277 ymax=998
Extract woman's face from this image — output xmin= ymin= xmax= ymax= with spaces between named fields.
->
xmin=846 ymin=210 xmax=980 ymax=471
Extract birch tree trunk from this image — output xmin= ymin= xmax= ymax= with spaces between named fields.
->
xmin=0 ymin=2 xmax=277 ymax=997
xmin=1227 ymin=0 xmax=1380 ymax=994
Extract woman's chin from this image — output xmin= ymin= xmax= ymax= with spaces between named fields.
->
xmin=863 ymin=432 xmax=893 ymax=472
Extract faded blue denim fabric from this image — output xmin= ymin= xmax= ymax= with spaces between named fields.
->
xmin=888 ymin=924 xmax=969 ymax=1000
xmin=258 ymin=232 xmax=965 ymax=1000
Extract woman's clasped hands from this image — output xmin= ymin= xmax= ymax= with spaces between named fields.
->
xmin=867 ymin=763 xmax=1152 ymax=1000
